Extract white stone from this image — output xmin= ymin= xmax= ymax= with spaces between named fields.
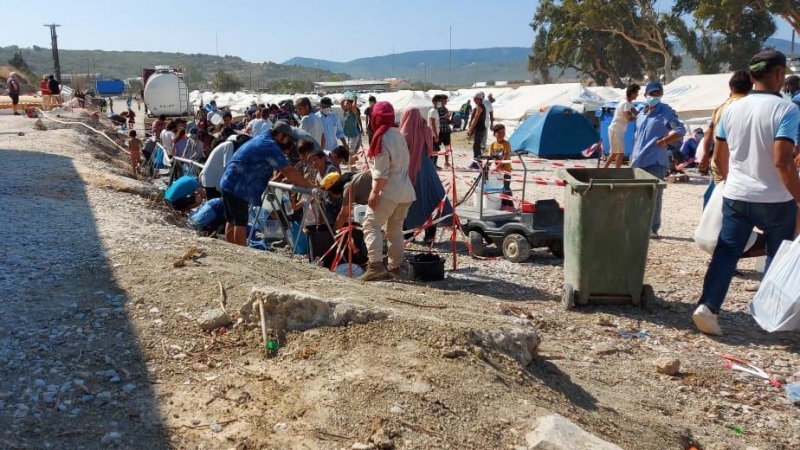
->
xmin=526 ymin=414 xmax=623 ymax=450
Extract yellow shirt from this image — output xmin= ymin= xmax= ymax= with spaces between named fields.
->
xmin=488 ymin=140 xmax=512 ymax=172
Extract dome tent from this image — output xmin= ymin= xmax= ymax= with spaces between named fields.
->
xmin=508 ymin=105 xmax=600 ymax=159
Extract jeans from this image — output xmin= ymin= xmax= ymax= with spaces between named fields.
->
xmin=699 ymin=198 xmax=798 ymax=312
xmin=640 ymin=164 xmax=668 ymax=233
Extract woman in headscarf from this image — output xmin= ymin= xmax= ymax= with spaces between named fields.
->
xmin=400 ymin=108 xmax=453 ymax=245
xmin=361 ymin=102 xmax=416 ymax=281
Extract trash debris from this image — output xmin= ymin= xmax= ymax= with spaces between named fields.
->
xmin=172 ymin=244 xmax=203 ymax=268
xmin=786 ymin=383 xmax=800 ymax=405
xmin=300 ymin=347 xmax=316 ymax=359
xmin=733 ymin=427 xmax=743 ymax=436
xmin=619 ymin=331 xmax=651 ymax=339
xmin=718 ymin=354 xmax=782 ymax=388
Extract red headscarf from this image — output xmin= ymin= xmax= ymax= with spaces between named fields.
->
xmin=367 ymin=101 xmax=397 ymax=158
xmin=400 ymin=108 xmax=433 ymax=186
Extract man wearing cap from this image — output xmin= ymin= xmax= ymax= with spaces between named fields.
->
xmin=316 ymin=97 xmax=346 ymax=152
xmin=630 ymin=81 xmax=686 ymax=237
xmin=294 ymin=97 xmax=325 ymax=149
xmin=693 ymin=50 xmax=800 ymax=336
xmin=320 ymin=170 xmax=374 ymax=230
xmin=219 ymin=121 xmax=314 ymax=246
xmin=341 ymin=93 xmax=363 ymax=161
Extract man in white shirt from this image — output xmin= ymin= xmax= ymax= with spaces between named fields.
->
xmin=481 ymin=95 xmax=494 ymax=151
xmin=316 ymin=97 xmax=346 ymax=152
xmin=244 ymin=107 xmax=272 ymax=137
xmin=693 ymin=50 xmax=800 ymax=336
xmin=427 ymin=95 xmax=441 ymax=167
xmin=294 ymin=97 xmax=325 ymax=149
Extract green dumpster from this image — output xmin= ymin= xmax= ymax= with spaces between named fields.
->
xmin=556 ymin=168 xmax=665 ymax=309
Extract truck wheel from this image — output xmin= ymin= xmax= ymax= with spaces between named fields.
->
xmin=502 ymin=233 xmax=531 ymax=263
xmin=469 ymin=231 xmax=485 ymax=258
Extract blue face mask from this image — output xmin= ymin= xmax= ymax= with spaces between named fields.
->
xmin=644 ymin=97 xmax=661 ymax=107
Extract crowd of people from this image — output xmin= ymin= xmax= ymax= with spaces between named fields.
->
xmin=143 ymin=92 xmax=459 ymax=281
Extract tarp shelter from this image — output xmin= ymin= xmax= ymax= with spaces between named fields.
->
xmin=509 ymin=105 xmax=600 ymax=159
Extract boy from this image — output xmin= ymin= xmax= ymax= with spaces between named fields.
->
xmin=488 ymin=124 xmax=513 ymax=208
xmin=128 ymin=130 xmax=142 ymax=174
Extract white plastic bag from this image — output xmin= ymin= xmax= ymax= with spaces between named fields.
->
xmin=750 ymin=236 xmax=800 ymax=332
xmin=694 ymin=181 xmax=757 ymax=254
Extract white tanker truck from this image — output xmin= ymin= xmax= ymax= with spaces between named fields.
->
xmin=141 ymin=66 xmax=193 ymax=136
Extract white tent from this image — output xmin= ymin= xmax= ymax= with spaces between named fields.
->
xmin=640 ymin=73 xmax=733 ymax=122
xmin=490 ymin=83 xmax=587 ymax=122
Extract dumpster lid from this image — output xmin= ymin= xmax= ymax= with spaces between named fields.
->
xmin=556 ymin=168 xmax=666 ymax=190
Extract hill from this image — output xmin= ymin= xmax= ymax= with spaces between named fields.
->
xmin=285 ymin=47 xmax=535 ymax=87
xmin=0 ymin=45 xmax=344 ymax=89
xmin=285 ymin=37 xmax=798 ymax=87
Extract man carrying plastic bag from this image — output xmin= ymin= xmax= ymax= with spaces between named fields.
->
xmin=693 ymin=50 xmax=800 ymax=336
xmin=750 ymin=235 xmax=800 ymax=331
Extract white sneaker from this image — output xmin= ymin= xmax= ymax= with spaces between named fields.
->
xmin=692 ymin=304 xmax=723 ymax=336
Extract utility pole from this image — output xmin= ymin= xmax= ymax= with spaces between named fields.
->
xmin=44 ymin=24 xmax=62 ymax=81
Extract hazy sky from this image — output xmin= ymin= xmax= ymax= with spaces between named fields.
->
xmin=3 ymin=1 xmax=796 ymax=63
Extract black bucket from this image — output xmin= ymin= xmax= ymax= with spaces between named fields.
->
xmin=406 ymin=253 xmax=445 ymax=282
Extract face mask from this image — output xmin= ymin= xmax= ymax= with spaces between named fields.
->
xmin=322 ymin=108 xmax=331 ymax=115
xmin=696 ymin=133 xmax=704 ymax=140
xmin=436 ymin=102 xmax=443 ymax=108
xmin=644 ymin=97 xmax=661 ymax=107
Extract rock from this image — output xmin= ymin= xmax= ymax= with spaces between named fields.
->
xmin=273 ymin=422 xmax=288 ymax=433
xmin=370 ymin=428 xmax=395 ymax=449
xmin=596 ymin=315 xmax=615 ymax=327
xmin=390 ymin=404 xmax=404 ymax=414
xmin=97 ymin=391 xmax=112 ymax=402
xmin=197 ymin=308 xmax=231 ymax=332
xmin=469 ymin=328 xmax=540 ymax=366
xmin=239 ymin=288 xmax=386 ymax=331
xmin=653 ymin=358 xmax=681 ymax=376
xmin=526 ymin=414 xmax=623 ymax=450
xmin=33 ymin=119 xmax=47 ymax=131
xmin=34 ymin=379 xmax=46 ymax=388
xmin=100 ymin=431 xmax=123 ymax=446
xmin=442 ymin=348 xmax=468 ymax=359
xmin=122 ymin=383 xmax=136 ymax=393
xmin=210 ymin=423 xmax=223 ymax=433
xmin=592 ymin=343 xmax=618 ymax=356
xmin=351 ymin=444 xmax=373 ymax=450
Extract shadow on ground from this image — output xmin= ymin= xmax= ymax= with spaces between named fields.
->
xmin=0 ymin=150 xmax=168 ymax=448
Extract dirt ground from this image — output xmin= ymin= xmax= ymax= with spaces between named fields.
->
xmin=0 ymin=110 xmax=798 ymax=450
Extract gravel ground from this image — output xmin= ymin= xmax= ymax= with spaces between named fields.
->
xmin=0 ymin=110 xmax=798 ymax=449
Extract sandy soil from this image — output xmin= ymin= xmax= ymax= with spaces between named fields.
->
xmin=0 ymin=109 xmax=798 ymax=450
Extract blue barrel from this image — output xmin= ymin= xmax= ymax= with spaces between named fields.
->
xmin=595 ymin=102 xmax=640 ymax=157
xmin=95 ymin=79 xmax=125 ymax=96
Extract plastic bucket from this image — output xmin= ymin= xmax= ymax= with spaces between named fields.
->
xmin=406 ymin=253 xmax=445 ymax=282
xmin=473 ymin=192 xmax=502 ymax=211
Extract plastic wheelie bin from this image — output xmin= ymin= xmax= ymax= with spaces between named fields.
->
xmin=556 ymin=168 xmax=665 ymax=309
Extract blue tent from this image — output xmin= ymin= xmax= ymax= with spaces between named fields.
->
xmin=595 ymin=101 xmax=645 ymax=157
xmin=509 ymin=105 xmax=600 ymax=159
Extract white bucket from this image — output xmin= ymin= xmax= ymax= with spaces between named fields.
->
xmin=484 ymin=173 xmax=504 ymax=191
xmin=473 ymin=192 xmax=502 ymax=211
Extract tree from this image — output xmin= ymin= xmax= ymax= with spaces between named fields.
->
xmin=579 ymin=0 xmax=681 ymax=82
xmin=671 ymin=0 xmax=775 ymax=72
xmin=528 ymin=0 xmax=671 ymax=87
xmin=8 ymin=52 xmax=30 ymax=71
xmin=212 ymin=70 xmax=243 ymax=92
xmin=183 ymin=65 xmax=206 ymax=90
xmin=760 ymin=0 xmax=800 ymax=34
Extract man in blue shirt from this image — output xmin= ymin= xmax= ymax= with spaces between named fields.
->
xmin=316 ymin=97 xmax=346 ymax=152
xmin=630 ymin=82 xmax=686 ymax=237
xmin=693 ymin=50 xmax=800 ymax=336
xmin=679 ymin=128 xmax=704 ymax=167
xmin=783 ymin=75 xmax=800 ymax=160
xmin=219 ymin=121 xmax=314 ymax=246
xmin=165 ymin=175 xmax=205 ymax=211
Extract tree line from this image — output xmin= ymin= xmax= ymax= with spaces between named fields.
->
xmin=529 ymin=0 xmax=799 ymax=87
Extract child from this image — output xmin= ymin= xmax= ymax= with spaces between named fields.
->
xmin=128 ymin=130 xmax=142 ymax=174
xmin=488 ymin=124 xmax=513 ymax=209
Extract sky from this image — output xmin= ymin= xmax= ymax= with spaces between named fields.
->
xmin=1 ymin=1 xmax=796 ymax=63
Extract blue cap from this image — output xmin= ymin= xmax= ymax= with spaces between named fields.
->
xmin=645 ymin=82 xmax=663 ymax=95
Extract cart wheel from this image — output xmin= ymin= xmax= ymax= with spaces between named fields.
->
xmin=548 ymin=242 xmax=564 ymax=259
xmin=502 ymin=233 xmax=531 ymax=263
xmin=469 ymin=231 xmax=485 ymax=258
xmin=641 ymin=284 xmax=655 ymax=311
xmin=563 ymin=283 xmax=576 ymax=310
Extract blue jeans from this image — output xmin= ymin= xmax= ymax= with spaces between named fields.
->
xmin=699 ymin=198 xmax=798 ymax=312
xmin=640 ymin=165 xmax=668 ymax=233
